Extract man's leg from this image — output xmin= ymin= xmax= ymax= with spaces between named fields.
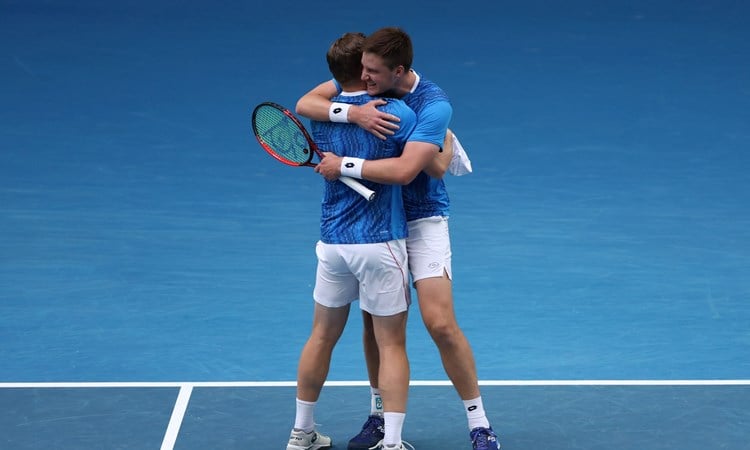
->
xmin=362 ymin=311 xmax=381 ymax=397
xmin=296 ymin=302 xmax=351 ymax=402
xmin=288 ymin=303 xmax=349 ymax=450
xmin=348 ymin=238 xmax=410 ymax=449
xmin=416 ymin=274 xmax=500 ymax=449
xmin=415 ymin=274 xmax=480 ymax=401
xmin=348 ymin=312 xmax=386 ymax=450
xmin=371 ymin=311 xmax=409 ymax=449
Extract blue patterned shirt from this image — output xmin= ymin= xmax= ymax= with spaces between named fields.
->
xmin=312 ymin=92 xmax=417 ymax=244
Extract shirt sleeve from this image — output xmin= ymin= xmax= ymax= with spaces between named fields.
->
xmin=407 ymin=100 xmax=452 ymax=148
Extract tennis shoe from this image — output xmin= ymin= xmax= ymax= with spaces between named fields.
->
xmin=367 ymin=439 xmax=415 ymax=450
xmin=286 ymin=428 xmax=332 ymax=450
xmin=470 ymin=426 xmax=501 ymax=450
xmin=348 ymin=414 xmax=385 ymax=449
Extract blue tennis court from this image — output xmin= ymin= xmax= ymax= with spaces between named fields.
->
xmin=1 ymin=1 xmax=748 ymax=449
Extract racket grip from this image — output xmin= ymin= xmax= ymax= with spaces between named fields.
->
xmin=340 ymin=176 xmax=376 ymax=201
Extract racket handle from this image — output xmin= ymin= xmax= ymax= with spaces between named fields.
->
xmin=340 ymin=176 xmax=376 ymax=201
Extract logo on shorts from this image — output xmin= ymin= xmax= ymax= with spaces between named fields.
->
xmin=428 ymin=262 xmax=440 ymax=269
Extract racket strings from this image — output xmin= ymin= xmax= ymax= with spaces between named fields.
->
xmin=254 ymin=106 xmax=311 ymax=164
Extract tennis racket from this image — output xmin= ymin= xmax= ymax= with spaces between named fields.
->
xmin=251 ymin=102 xmax=376 ymax=201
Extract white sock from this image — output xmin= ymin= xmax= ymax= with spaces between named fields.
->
xmin=294 ymin=398 xmax=316 ymax=433
xmin=371 ymin=387 xmax=383 ymax=416
xmin=383 ymin=411 xmax=405 ymax=447
xmin=463 ymin=396 xmax=490 ymax=430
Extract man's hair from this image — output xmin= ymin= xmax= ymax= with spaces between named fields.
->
xmin=363 ymin=27 xmax=413 ymax=71
xmin=326 ymin=32 xmax=366 ymax=84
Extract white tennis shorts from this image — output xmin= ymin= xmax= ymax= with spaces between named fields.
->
xmin=406 ymin=216 xmax=452 ymax=282
xmin=313 ymin=239 xmax=411 ymax=316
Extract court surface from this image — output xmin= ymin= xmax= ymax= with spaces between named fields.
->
xmin=1 ymin=1 xmax=748 ymax=449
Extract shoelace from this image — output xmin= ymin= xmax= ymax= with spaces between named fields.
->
xmin=368 ymin=439 xmax=416 ymax=450
xmin=362 ymin=416 xmax=384 ymax=434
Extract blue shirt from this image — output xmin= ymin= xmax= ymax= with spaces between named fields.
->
xmin=400 ymin=73 xmax=453 ymax=221
xmin=312 ymin=92 xmax=417 ymax=244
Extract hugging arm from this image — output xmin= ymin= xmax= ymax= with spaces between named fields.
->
xmin=316 ymin=141 xmax=438 ymax=185
xmin=422 ymin=129 xmax=454 ymax=179
xmin=296 ymin=81 xmax=401 ymax=140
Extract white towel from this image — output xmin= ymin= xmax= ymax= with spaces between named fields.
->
xmin=448 ymin=132 xmax=473 ymax=176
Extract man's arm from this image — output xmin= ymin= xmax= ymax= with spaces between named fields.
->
xmin=422 ymin=129 xmax=454 ymax=179
xmin=295 ymin=80 xmax=338 ymax=121
xmin=316 ymin=141 xmax=438 ymax=185
xmin=296 ymin=80 xmax=401 ymax=140
xmin=318 ymin=133 xmax=451 ymax=184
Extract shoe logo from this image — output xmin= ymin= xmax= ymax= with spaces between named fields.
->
xmin=311 ymin=433 xmax=317 ymax=443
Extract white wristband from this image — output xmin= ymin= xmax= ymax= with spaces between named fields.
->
xmin=329 ymin=102 xmax=351 ymax=123
xmin=340 ymin=157 xmax=365 ymax=179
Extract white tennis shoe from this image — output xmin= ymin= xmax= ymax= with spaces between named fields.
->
xmin=286 ymin=428 xmax=332 ymax=450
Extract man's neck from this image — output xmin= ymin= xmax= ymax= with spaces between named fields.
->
xmin=340 ymin=81 xmax=368 ymax=93
xmin=395 ymin=69 xmax=417 ymax=97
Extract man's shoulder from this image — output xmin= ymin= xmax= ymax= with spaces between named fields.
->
xmin=416 ymin=76 xmax=447 ymax=93
xmin=412 ymin=77 xmax=450 ymax=104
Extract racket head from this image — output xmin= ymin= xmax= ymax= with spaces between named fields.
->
xmin=251 ymin=102 xmax=318 ymax=166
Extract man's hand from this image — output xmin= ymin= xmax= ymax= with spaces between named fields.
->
xmin=350 ymin=99 xmax=401 ymax=140
xmin=314 ymin=152 xmax=344 ymax=180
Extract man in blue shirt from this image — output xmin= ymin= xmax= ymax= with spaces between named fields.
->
xmin=286 ymin=32 xmax=417 ymax=450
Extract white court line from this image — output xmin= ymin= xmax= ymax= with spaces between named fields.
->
xmin=160 ymin=384 xmax=192 ymax=450
xmin=3 ymin=379 xmax=747 ymax=448
xmin=1 ymin=379 xmax=749 ymax=388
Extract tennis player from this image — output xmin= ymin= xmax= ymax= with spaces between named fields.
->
xmin=285 ymin=32 xmax=418 ymax=450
